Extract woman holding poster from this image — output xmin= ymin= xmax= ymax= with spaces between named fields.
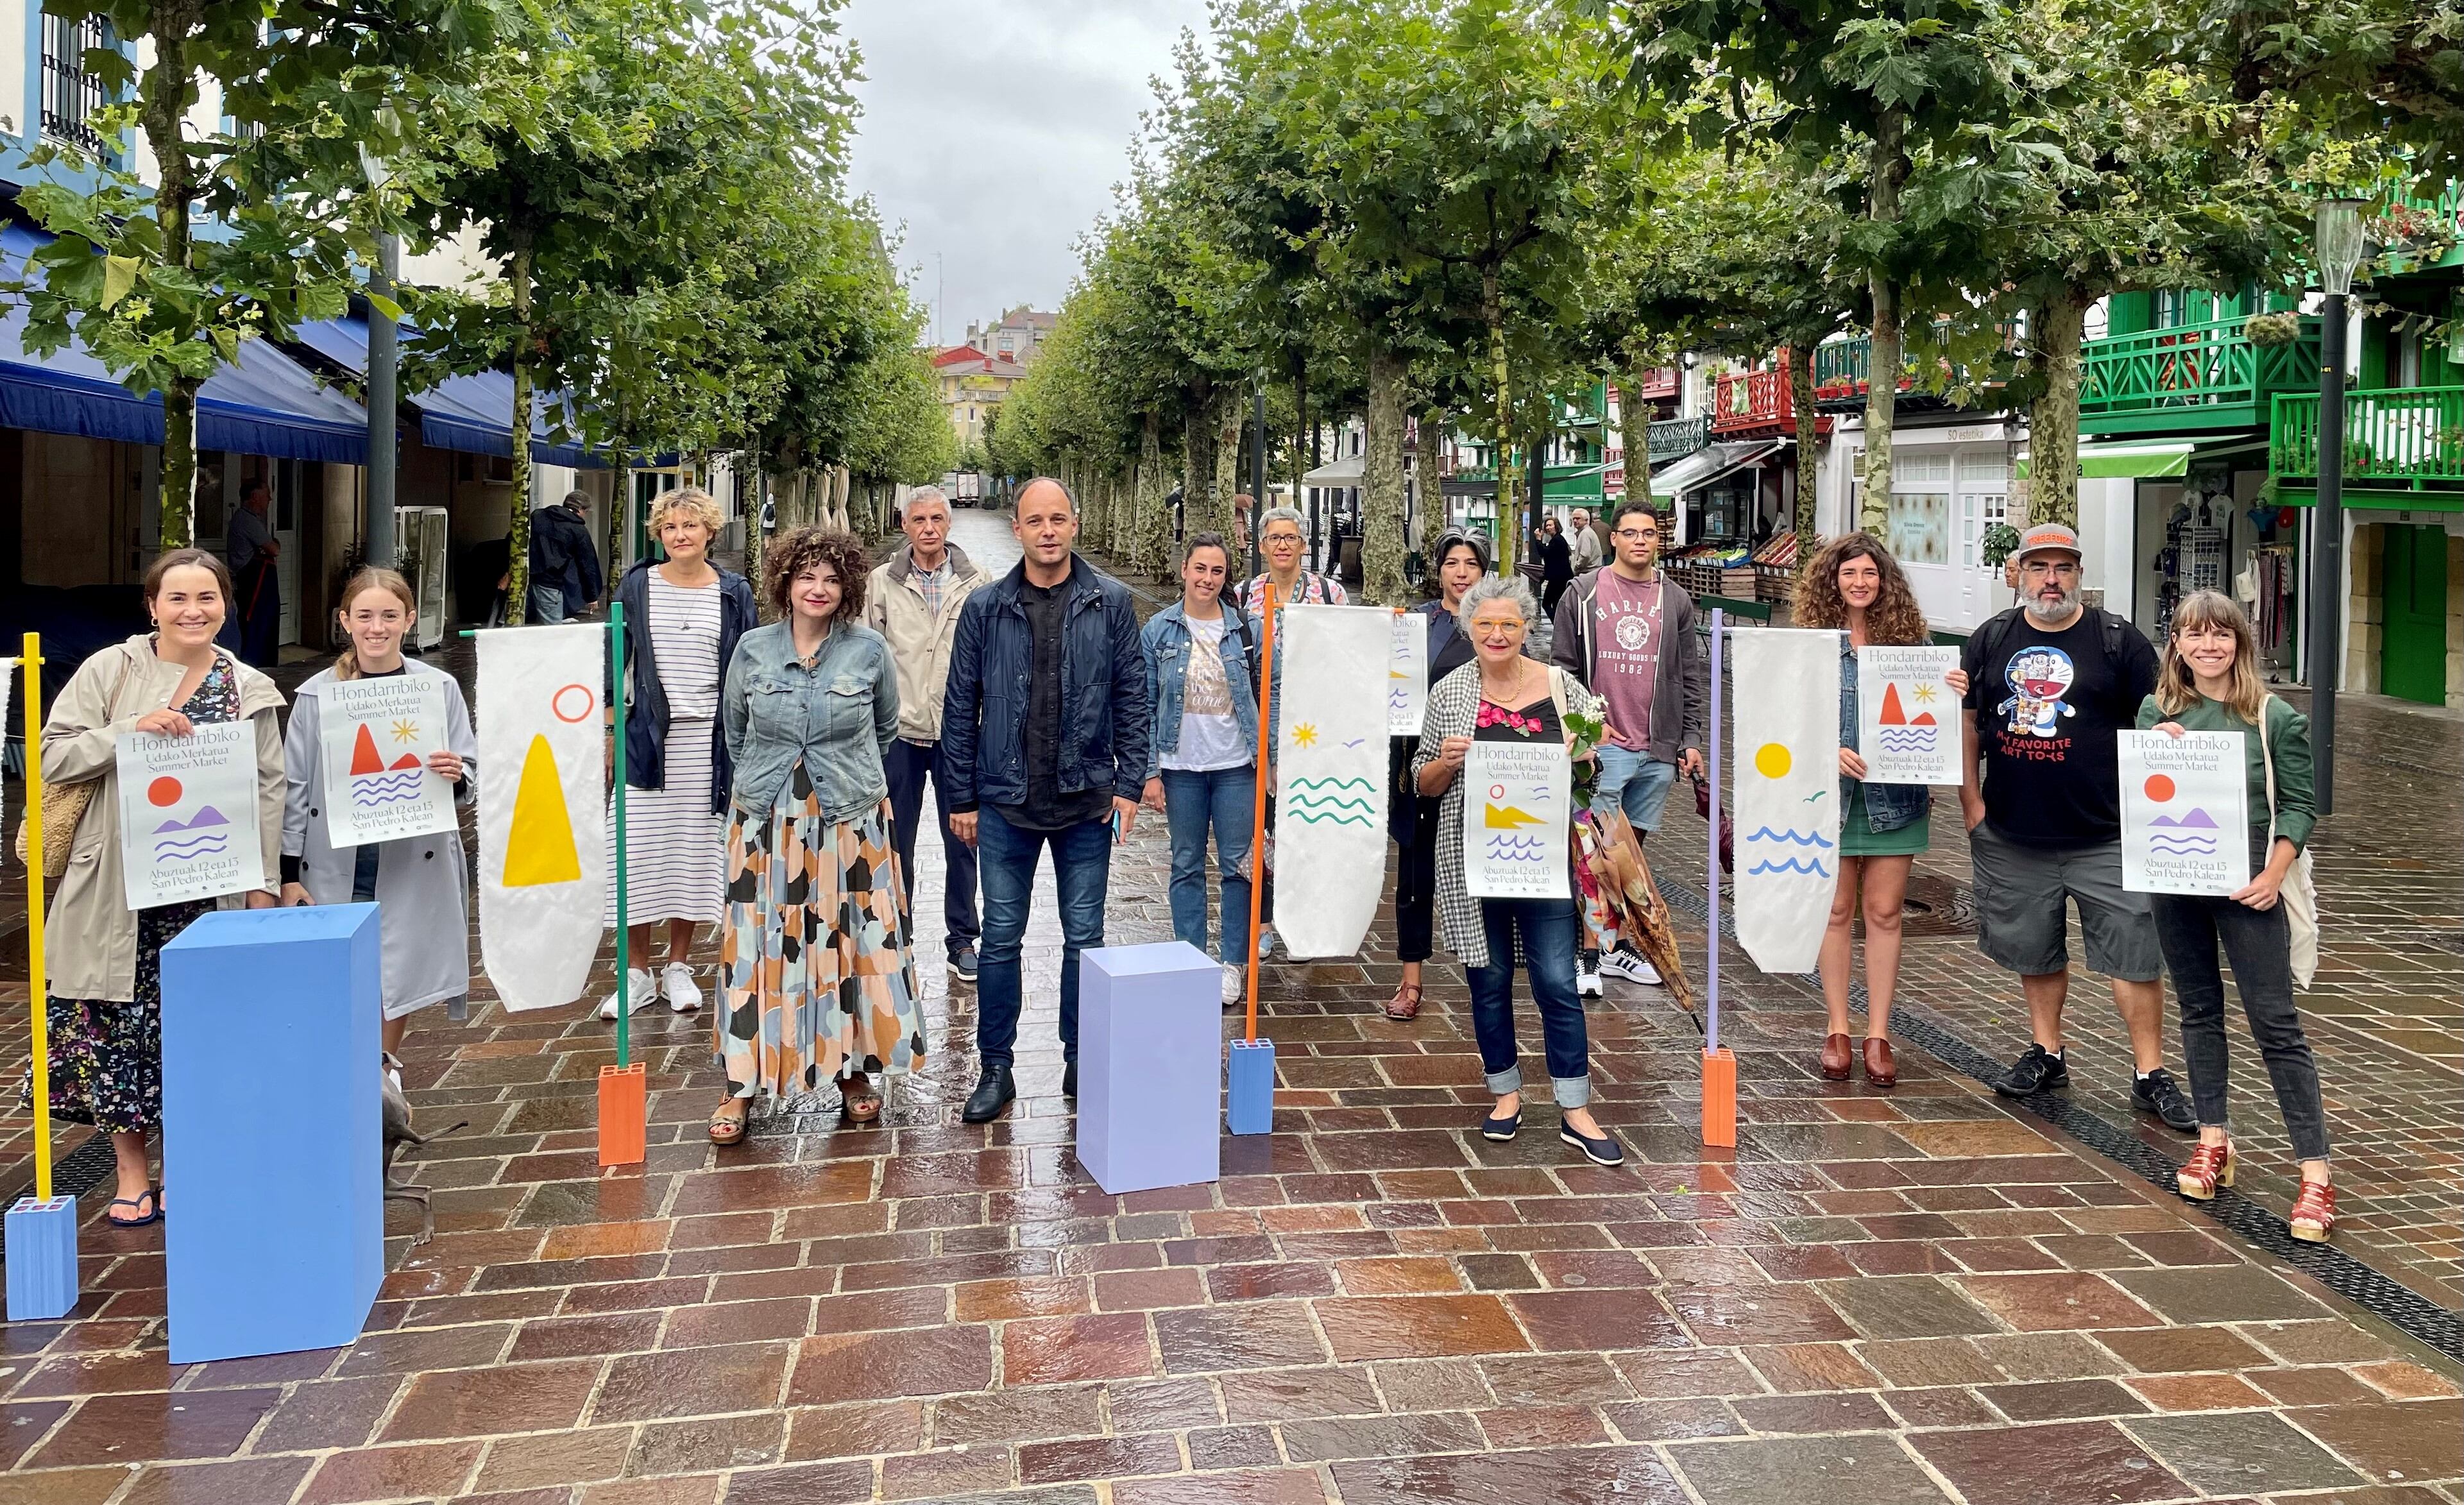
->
xmin=280 ymin=568 xmax=478 ymax=1066
xmin=2136 ymin=591 xmax=2334 ymax=1240
xmin=1792 ymin=535 xmax=1966 ymax=1088
xmin=1384 ymin=529 xmax=1486 ymax=1021
xmin=1413 ymin=577 xmax=1621 ymax=1166
xmin=27 ymin=550 xmax=284 ymax=1227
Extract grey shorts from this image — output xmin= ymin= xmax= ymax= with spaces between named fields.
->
xmin=1967 ymin=821 xmax=2162 ymax=982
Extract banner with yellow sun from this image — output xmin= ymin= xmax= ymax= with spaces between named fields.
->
xmin=1273 ymin=604 xmax=1391 ymax=959
xmin=1731 ymin=627 xmax=1842 ymax=974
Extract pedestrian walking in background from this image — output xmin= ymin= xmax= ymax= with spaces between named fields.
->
xmin=2137 ymin=590 xmax=2334 ymax=1239
xmin=27 ymin=549 xmax=285 ymax=1227
xmin=1414 ymin=575 xmax=1620 ymax=1166
xmin=709 ymin=527 xmax=918 ymax=1144
xmin=1792 ymin=534 xmax=1967 ymax=1088
xmin=1551 ymin=500 xmax=1707 ymax=994
xmin=1140 ymin=532 xmax=1264 ymax=1006
xmin=943 ymin=478 xmax=1151 ymax=1123
xmin=529 ymin=489 xmax=604 ymax=624
xmin=1385 ymin=527 xmax=1486 ymax=1021
xmin=281 ymin=568 xmax=478 ymax=1069
xmin=1568 ymin=508 xmax=1603 ymax=574
xmin=1958 ymin=522 xmax=2195 ymax=1131
xmin=866 ymin=486 xmax=989 ymax=983
xmin=602 ymin=488 xmax=755 ymax=1020
xmin=1538 ymin=516 xmax=1576 ymax=617
xmin=222 ymin=479 xmax=283 ymax=666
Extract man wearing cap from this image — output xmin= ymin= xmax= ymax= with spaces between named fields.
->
xmin=1958 ymin=522 xmax=2194 ymax=1130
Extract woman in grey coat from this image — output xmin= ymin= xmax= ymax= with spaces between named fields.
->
xmin=280 ymin=568 xmax=479 ymax=1066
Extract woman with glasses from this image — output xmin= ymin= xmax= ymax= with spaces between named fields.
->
xmin=1413 ymin=575 xmax=1620 ymax=1165
xmin=1384 ymin=529 xmax=1488 ymax=1020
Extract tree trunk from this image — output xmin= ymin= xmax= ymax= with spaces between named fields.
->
xmin=1484 ymin=269 xmax=1517 ymax=573
xmin=1423 ymin=405 xmax=1453 ymax=549
xmin=606 ymin=443 xmax=631 ymax=588
xmin=506 ymin=239 xmax=536 ymax=622
xmin=1137 ymin=411 xmax=1169 ymax=578
xmin=1619 ymin=371 xmax=1653 ymax=513
xmin=142 ymin=1 xmax=203 ymax=548
xmin=1362 ymin=342 xmax=1409 ymax=606
xmin=1216 ymin=387 xmax=1243 ymax=530
xmin=1790 ymin=344 xmax=1821 ymax=575
xmin=2027 ymin=289 xmax=2088 ymax=529
xmin=1861 ymin=109 xmax=1906 ymax=536
xmin=1183 ymin=391 xmax=1224 ymax=544
xmin=747 ymin=470 xmax=767 ymax=595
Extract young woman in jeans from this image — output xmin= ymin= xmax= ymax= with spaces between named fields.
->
xmin=2137 ymin=590 xmax=2333 ymax=1240
xmin=1140 ymin=533 xmax=1264 ymax=1005
xmin=1792 ymin=534 xmax=1967 ymax=1087
xmin=1413 ymin=576 xmax=1618 ymax=1166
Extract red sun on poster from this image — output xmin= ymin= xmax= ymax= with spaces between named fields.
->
xmin=2143 ymin=774 xmax=2176 ymax=803
xmin=148 ymin=776 xmax=183 ymax=806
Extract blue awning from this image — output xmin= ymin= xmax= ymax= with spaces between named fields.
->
xmin=0 ymin=223 xmax=370 ymax=464
xmin=291 ymin=315 xmax=607 ymax=468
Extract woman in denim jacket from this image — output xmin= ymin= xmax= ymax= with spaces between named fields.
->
xmin=709 ymin=527 xmax=921 ymax=1144
xmin=1792 ymin=535 xmax=1967 ymax=1088
xmin=1138 ymin=533 xmax=1264 ymax=1005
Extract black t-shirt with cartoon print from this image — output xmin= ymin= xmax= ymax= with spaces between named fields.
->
xmin=1961 ymin=608 xmax=2159 ymax=847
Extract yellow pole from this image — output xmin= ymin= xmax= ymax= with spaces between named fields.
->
xmin=21 ymin=632 xmax=51 ymax=1202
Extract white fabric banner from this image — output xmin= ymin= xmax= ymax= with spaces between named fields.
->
xmin=1856 ymin=644 xmax=1963 ymax=786
xmin=320 ymin=676 xmax=457 ymax=846
xmin=477 ymin=624 xmax=609 ymax=1012
xmin=1731 ymin=627 xmax=1842 ymax=974
xmin=1463 ymin=738 xmax=1570 ymax=898
xmin=1273 ymin=604 xmax=1391 ymax=959
xmin=1386 ymin=611 xmax=1428 ymax=736
xmin=2120 ymin=729 xmax=2250 ymax=896
xmin=117 ymin=721 xmax=265 ymax=906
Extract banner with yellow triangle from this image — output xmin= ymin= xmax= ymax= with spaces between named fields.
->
xmin=476 ymin=624 xmax=608 ymax=1011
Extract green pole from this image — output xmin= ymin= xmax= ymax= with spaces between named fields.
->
xmin=610 ymin=602 xmax=630 ymax=1069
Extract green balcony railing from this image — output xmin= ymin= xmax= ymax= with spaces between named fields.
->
xmin=2272 ymin=386 xmax=2464 ymax=482
xmin=1647 ymin=414 xmax=1710 ymax=461
xmin=2080 ymin=315 xmax=2320 ymax=425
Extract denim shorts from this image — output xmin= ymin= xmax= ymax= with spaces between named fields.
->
xmin=1967 ymin=820 xmax=2161 ymax=982
xmin=1595 ymin=744 xmax=1678 ymax=833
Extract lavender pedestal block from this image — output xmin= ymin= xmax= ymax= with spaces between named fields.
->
xmin=5 ymin=1196 xmax=80 ymax=1318
xmin=1076 ymin=941 xmax=1221 ymax=1195
xmin=1227 ymin=1039 xmax=1275 ymax=1135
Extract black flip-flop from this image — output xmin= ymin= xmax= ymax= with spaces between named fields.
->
xmin=107 ymin=1187 xmax=162 ymax=1227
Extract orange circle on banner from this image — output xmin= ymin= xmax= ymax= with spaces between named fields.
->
xmin=2144 ymin=774 xmax=2176 ymax=803
xmin=147 ymin=776 xmax=182 ymax=806
xmin=551 ymin=684 xmax=595 ymax=723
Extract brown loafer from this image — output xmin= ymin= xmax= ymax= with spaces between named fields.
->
xmin=1862 ymin=1037 xmax=1898 ymax=1089
xmin=1819 ymin=1033 xmax=1853 ymax=1082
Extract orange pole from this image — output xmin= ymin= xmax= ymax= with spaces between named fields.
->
xmin=1241 ymin=581 xmax=1278 ymax=1043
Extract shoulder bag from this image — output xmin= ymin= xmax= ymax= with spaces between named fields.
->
xmin=15 ymin=648 xmax=137 ymax=880
xmin=2256 ymin=695 xmax=2320 ymax=989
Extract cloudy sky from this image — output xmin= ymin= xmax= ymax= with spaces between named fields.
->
xmin=842 ymin=0 xmax=1211 ymax=348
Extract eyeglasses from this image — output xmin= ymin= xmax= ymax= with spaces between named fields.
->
xmin=2019 ymin=559 xmax=2080 ymax=579
xmin=1472 ymin=619 xmax=1527 ymax=635
xmin=1613 ymin=528 xmax=1658 ymax=541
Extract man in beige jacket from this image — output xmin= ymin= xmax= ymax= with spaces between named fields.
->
xmin=866 ymin=488 xmax=989 ymax=980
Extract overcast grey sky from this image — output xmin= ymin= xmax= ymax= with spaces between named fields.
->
xmin=842 ymin=0 xmax=1211 ymax=348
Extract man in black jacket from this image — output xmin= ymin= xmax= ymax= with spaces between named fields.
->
xmin=529 ymin=490 xmax=604 ymax=622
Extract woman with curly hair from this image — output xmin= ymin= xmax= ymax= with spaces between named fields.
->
xmin=1791 ymin=534 xmax=1967 ymax=1087
xmin=710 ymin=526 xmax=922 ymax=1144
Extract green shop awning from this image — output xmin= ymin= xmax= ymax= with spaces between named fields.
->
xmin=2019 ymin=438 xmax=2270 ymax=481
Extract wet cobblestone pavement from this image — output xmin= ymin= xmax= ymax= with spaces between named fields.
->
xmin=0 ymin=509 xmax=2457 ymax=1504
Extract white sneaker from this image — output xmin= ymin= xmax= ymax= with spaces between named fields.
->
xmin=1576 ymin=959 xmax=1603 ymax=998
xmin=1599 ymin=949 xmax=1663 ymax=986
xmin=663 ymin=963 xmax=703 ymax=1014
xmin=1221 ymin=963 xmax=1246 ymax=1007
xmin=1255 ymin=927 xmax=1277 ymax=961
xmin=599 ymin=967 xmax=656 ymax=1020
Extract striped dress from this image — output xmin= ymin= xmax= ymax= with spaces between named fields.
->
xmin=608 ymin=572 xmax=729 ymax=926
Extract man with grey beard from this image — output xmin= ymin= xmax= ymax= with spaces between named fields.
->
xmin=1958 ymin=523 xmax=2194 ymax=1132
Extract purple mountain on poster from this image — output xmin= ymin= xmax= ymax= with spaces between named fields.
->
xmin=2149 ymin=808 xmax=2218 ymax=829
xmin=155 ymin=806 xmax=228 ymax=833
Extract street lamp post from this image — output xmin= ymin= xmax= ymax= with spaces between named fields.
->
xmin=1250 ymin=373 xmax=1268 ymax=578
xmin=2306 ymin=197 xmax=2365 ymax=817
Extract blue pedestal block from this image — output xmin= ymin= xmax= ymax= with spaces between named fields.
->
xmin=1076 ymin=941 xmax=1220 ymax=1195
xmin=5 ymin=1195 xmax=80 ymax=1318
xmin=1227 ymin=1038 xmax=1276 ymax=1135
xmin=160 ymin=904 xmax=383 ymax=1363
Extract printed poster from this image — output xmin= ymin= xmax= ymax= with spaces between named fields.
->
xmin=477 ymin=624 xmax=609 ymax=1012
xmin=1856 ymin=645 xmax=1962 ymax=786
xmin=116 ymin=721 xmax=265 ymax=906
xmin=1463 ymin=738 xmax=1570 ymax=899
xmin=319 ymin=676 xmax=457 ymax=846
xmin=1731 ymin=627 xmax=1842 ymax=974
xmin=1387 ymin=611 xmax=1429 ymax=736
xmin=1273 ymin=604 xmax=1391 ymax=960
xmin=2120 ymin=730 xmax=2249 ymax=896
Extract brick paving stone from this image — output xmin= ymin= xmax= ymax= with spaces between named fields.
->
xmin=3 ymin=514 xmax=2460 ymax=1504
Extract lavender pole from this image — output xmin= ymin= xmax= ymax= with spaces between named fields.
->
xmin=1706 ymin=608 xmax=1723 ymax=1056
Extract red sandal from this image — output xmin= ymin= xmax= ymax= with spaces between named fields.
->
xmin=2290 ymin=1179 xmax=2336 ymax=1243
xmin=1384 ymin=982 xmax=1423 ymax=1022
xmin=2177 ymin=1139 xmax=2232 ymax=1201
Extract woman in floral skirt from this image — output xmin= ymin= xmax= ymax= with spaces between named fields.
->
xmin=709 ymin=527 xmax=922 ymax=1143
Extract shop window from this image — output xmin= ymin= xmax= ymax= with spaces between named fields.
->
xmin=42 ymin=15 xmax=114 ymax=157
xmin=1888 ymin=491 xmax=1950 ymax=565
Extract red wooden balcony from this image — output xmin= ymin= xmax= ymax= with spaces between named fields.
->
xmin=1618 ymin=367 xmax=1679 ymax=405
xmin=1712 ymin=353 xmax=1831 ymax=438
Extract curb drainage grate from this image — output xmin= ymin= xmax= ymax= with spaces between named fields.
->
xmin=1654 ymin=872 xmax=2464 ymax=1361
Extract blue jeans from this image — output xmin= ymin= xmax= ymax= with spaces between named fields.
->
xmin=974 ymin=805 xmax=1113 ymax=1069
xmin=1466 ymin=897 xmax=1591 ymax=1108
xmin=1594 ymin=744 xmax=1678 ymax=833
xmin=530 ymin=583 xmax=569 ymax=624
xmin=886 ymin=738 xmax=980 ymax=959
xmin=1160 ymin=766 xmax=1254 ymax=963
